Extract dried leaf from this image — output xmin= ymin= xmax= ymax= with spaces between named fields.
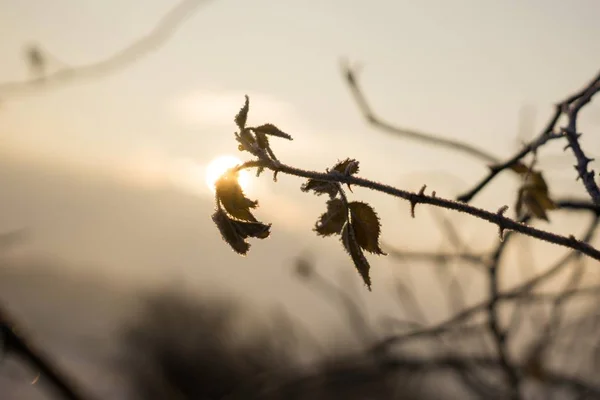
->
xmin=515 ymin=187 xmax=525 ymax=219
xmin=235 ymin=95 xmax=250 ymax=130
xmin=526 ymin=172 xmax=551 ymax=196
xmin=509 ymin=161 xmax=530 ymax=174
xmin=236 ymin=129 xmax=258 ymax=154
xmin=341 ymin=223 xmax=371 ymax=290
xmin=524 ymin=191 xmax=550 ymax=221
xmin=301 ymin=179 xmax=339 ymax=198
xmin=315 ymin=199 xmax=347 ymax=236
xmin=212 ymin=208 xmax=249 ymax=255
xmin=255 ymin=131 xmax=269 ymax=150
xmin=333 ymin=158 xmax=360 ymax=176
xmin=252 ymin=123 xmax=293 ymax=140
xmin=215 ymin=170 xmax=258 ymax=222
xmin=515 ymin=170 xmax=556 ymax=221
xmin=233 ymin=217 xmax=271 ymax=239
xmin=212 ymin=208 xmax=271 ymax=255
xmin=349 ymin=202 xmax=385 ymax=254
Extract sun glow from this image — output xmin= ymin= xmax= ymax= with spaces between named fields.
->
xmin=205 ymin=155 xmax=251 ymax=193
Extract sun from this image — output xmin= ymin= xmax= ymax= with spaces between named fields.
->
xmin=205 ymin=155 xmax=251 ymax=193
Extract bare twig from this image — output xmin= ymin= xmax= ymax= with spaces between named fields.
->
xmin=342 ymin=62 xmax=499 ymax=165
xmin=384 ymin=244 xmax=487 ymax=266
xmin=237 ymin=160 xmax=600 ymax=262
xmin=342 ymin=63 xmax=600 ymax=205
xmin=369 ymin=200 xmax=599 ymax=350
xmin=562 ymin=71 xmax=600 ymax=205
xmin=487 ymin=229 xmax=522 ymax=399
xmin=0 ymin=0 xmax=211 ymax=97
xmin=0 ymin=307 xmax=92 ymax=400
xmin=458 ymin=70 xmax=600 ymax=203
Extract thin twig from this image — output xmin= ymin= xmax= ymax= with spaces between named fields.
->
xmin=369 ymin=205 xmax=600 ymax=356
xmin=0 ymin=307 xmax=91 ymax=400
xmin=487 ymin=230 xmax=522 ymax=399
xmin=342 ymin=63 xmax=600 ymax=205
xmin=342 ymin=62 xmax=499 ymax=165
xmin=0 ymin=0 xmax=211 ymax=97
xmin=562 ymin=71 xmax=600 ymax=205
xmin=237 ymin=160 xmax=600 ymax=262
xmin=458 ymin=70 xmax=600 ymax=203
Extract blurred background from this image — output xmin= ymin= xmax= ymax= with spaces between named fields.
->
xmin=1 ymin=0 xmax=600 ymax=398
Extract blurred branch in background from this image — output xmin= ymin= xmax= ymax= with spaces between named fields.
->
xmin=341 ymin=60 xmax=500 ymax=165
xmin=0 ymin=2 xmax=213 ymax=399
xmin=0 ymin=306 xmax=91 ymax=400
xmin=342 ymin=62 xmax=600 ymax=205
xmin=1 ymin=1 xmax=600 ymax=398
xmin=0 ymin=0 xmax=212 ymax=98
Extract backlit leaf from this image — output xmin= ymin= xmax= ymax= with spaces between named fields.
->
xmin=523 ymin=190 xmax=550 ymax=221
xmin=212 ymin=208 xmax=271 ymax=255
xmin=349 ymin=201 xmax=385 ymax=254
xmin=509 ymin=161 xmax=530 ymax=174
xmin=235 ymin=95 xmax=250 ymax=130
xmin=232 ymin=217 xmax=271 ymax=239
xmin=255 ymin=131 xmax=269 ymax=150
xmin=301 ymin=179 xmax=339 ymax=198
xmin=333 ymin=158 xmax=360 ymax=176
xmin=515 ymin=170 xmax=556 ymax=221
xmin=252 ymin=123 xmax=293 ymax=140
xmin=341 ymin=223 xmax=372 ymax=290
xmin=212 ymin=208 xmax=249 ymax=255
xmin=236 ymin=128 xmax=259 ymax=156
xmin=315 ymin=199 xmax=347 ymax=236
xmin=215 ymin=170 xmax=258 ymax=222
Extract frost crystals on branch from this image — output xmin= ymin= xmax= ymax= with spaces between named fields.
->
xmin=212 ymin=97 xmax=386 ymax=289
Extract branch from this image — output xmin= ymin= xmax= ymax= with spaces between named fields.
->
xmin=371 ymin=211 xmax=600 ymax=355
xmin=341 ymin=62 xmax=600 ymax=204
xmin=487 ymin=228 xmax=521 ymax=399
xmin=458 ymin=69 xmax=600 ymax=203
xmin=562 ymin=71 xmax=600 ymax=205
xmin=341 ymin=62 xmax=499 ymax=165
xmin=456 ymin=131 xmax=563 ymax=203
xmin=0 ymin=0 xmax=210 ymax=98
xmin=238 ymin=160 xmax=600 ymax=263
xmin=0 ymin=307 xmax=92 ymax=400
xmin=384 ymin=245 xmax=487 ymax=266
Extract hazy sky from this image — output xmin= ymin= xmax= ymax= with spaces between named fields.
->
xmin=1 ymin=0 xmax=600 ymax=299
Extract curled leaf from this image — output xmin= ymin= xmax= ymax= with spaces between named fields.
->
xmin=252 ymin=123 xmax=293 ymax=140
xmin=515 ymin=170 xmax=556 ymax=221
xmin=215 ymin=170 xmax=258 ymax=222
xmin=235 ymin=95 xmax=250 ymax=130
xmin=341 ymin=223 xmax=372 ymax=290
xmin=212 ymin=208 xmax=271 ymax=255
xmin=348 ymin=201 xmax=385 ymax=254
xmin=315 ymin=199 xmax=347 ymax=236
xmin=333 ymin=158 xmax=360 ymax=176
xmin=255 ymin=131 xmax=270 ymax=150
xmin=236 ymin=129 xmax=258 ymax=155
xmin=509 ymin=161 xmax=530 ymax=174
xmin=301 ymin=179 xmax=339 ymax=198
xmin=212 ymin=208 xmax=249 ymax=254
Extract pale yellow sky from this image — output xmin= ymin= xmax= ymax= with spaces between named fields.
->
xmin=1 ymin=0 xmax=599 ymax=300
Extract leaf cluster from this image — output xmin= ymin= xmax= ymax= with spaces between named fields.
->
xmin=234 ymin=95 xmax=292 ymax=180
xmin=212 ymin=98 xmax=388 ymax=289
xmin=212 ymin=169 xmax=270 ymax=255
xmin=303 ymin=159 xmax=386 ymax=290
xmin=211 ymin=97 xmax=296 ymax=255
